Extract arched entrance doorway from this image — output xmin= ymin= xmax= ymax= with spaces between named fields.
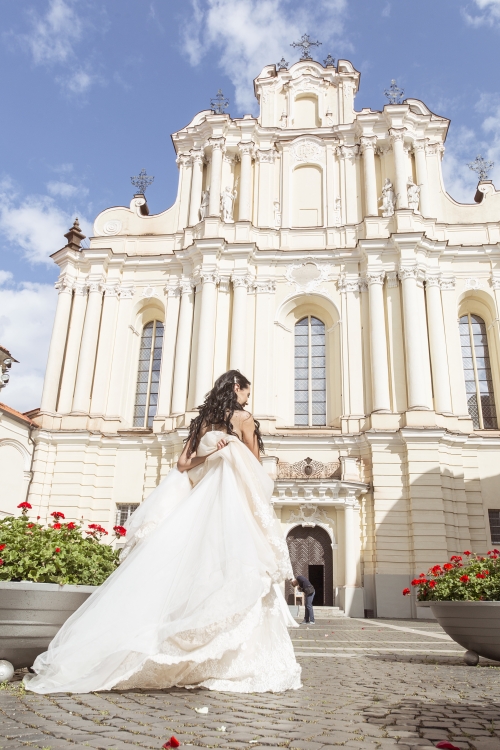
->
xmin=285 ymin=525 xmax=333 ymax=606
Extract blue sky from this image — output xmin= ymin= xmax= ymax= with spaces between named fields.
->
xmin=1 ymin=0 xmax=500 ymax=411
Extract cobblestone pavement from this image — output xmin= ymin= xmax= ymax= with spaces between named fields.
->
xmin=2 ymin=618 xmax=500 ymax=750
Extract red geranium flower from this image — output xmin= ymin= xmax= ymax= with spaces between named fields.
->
xmin=450 ymin=555 xmax=462 ymax=562
xmin=411 ymin=579 xmax=422 ymax=586
xmin=113 ymin=525 xmax=127 ymax=537
xmin=443 ymin=563 xmax=453 ymax=571
xmin=428 ymin=580 xmax=436 ymax=588
xmin=18 ymin=501 xmax=32 ymax=512
xmin=463 ymin=550 xmax=472 ymax=556
xmin=402 ymin=588 xmax=410 ymax=596
xmin=52 ymin=523 xmax=62 ymax=530
xmin=459 ymin=574 xmax=470 ymax=583
xmin=493 ymin=549 xmax=500 ymax=554
xmin=51 ymin=511 xmax=65 ymax=520
xmin=476 ymin=572 xmax=485 ymax=579
xmin=87 ymin=523 xmax=108 ymax=535
xmin=484 ymin=570 xmax=490 ymax=575
xmin=0 ymin=544 xmax=5 ymax=551
xmin=66 ymin=522 xmax=77 ymax=530
xmin=162 ymin=737 xmax=180 ymax=749
xmin=419 ymin=573 xmax=426 ymax=578
xmin=0 ymin=560 xmax=4 ymax=566
xmin=55 ymin=547 xmax=61 ymax=553
xmin=430 ymin=565 xmax=442 ymax=575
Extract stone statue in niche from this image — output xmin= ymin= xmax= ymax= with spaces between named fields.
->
xmin=220 ymin=180 xmax=238 ymax=223
xmin=274 ymin=201 xmax=282 ymax=229
xmin=407 ymin=178 xmax=420 ymax=213
xmin=379 ymin=178 xmax=395 ymax=217
xmin=199 ymin=189 xmax=210 ymax=221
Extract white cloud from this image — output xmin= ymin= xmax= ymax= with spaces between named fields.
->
xmin=381 ymin=3 xmax=391 ymax=17
xmin=23 ymin=0 xmax=83 ymax=65
xmin=63 ymin=68 xmax=96 ymax=95
xmin=46 ymin=180 xmax=88 ymax=198
xmin=463 ymin=0 xmax=500 ymax=26
xmin=0 ymin=180 xmax=91 ymax=266
xmin=182 ymin=0 xmax=349 ymax=112
xmin=0 ymin=281 xmax=58 ymax=411
xmin=0 ymin=271 xmax=13 ymax=286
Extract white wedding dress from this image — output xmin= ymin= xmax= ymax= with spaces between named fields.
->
xmin=25 ymin=431 xmax=302 ymax=694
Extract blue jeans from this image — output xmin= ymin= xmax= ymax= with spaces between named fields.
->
xmin=304 ymin=592 xmax=315 ymax=622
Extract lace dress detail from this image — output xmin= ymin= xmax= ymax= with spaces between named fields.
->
xmin=24 ymin=431 xmax=301 ymax=695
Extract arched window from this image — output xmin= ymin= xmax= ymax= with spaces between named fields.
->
xmin=294 ymin=316 xmax=326 ymax=426
xmin=133 ymin=320 xmax=164 ymax=428
xmin=459 ymin=313 xmax=497 ymax=429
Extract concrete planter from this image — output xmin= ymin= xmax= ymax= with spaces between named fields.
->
xmin=418 ymin=600 xmax=500 ymax=664
xmin=0 ymin=581 xmax=96 ymax=672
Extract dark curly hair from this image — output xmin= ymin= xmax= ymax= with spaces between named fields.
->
xmin=185 ymin=370 xmax=264 ymax=456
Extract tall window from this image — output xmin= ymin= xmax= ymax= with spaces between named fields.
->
xmin=294 ymin=316 xmax=326 ymax=426
xmin=133 ymin=320 xmax=164 ymax=428
xmin=459 ymin=313 xmax=497 ymax=430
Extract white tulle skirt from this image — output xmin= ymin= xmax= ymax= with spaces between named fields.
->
xmin=24 ymin=432 xmax=302 ymax=694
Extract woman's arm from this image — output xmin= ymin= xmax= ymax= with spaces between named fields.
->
xmin=239 ymin=412 xmax=261 ymax=461
xmin=177 ymin=437 xmax=228 ymax=472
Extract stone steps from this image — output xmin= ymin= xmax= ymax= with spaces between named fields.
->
xmin=291 ymin=605 xmax=346 ymax=618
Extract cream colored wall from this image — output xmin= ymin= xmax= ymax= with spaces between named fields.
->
xmin=0 ymin=412 xmax=32 ymax=517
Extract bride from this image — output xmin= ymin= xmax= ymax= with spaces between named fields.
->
xmin=25 ymin=370 xmax=302 ymax=694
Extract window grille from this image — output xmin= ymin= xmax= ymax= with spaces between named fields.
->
xmin=489 ymin=509 xmax=500 ymax=545
xmin=459 ymin=314 xmax=498 ymax=430
xmin=115 ymin=503 xmax=139 ymax=526
xmin=133 ymin=320 xmax=164 ymax=428
xmin=294 ymin=316 xmax=326 ymax=426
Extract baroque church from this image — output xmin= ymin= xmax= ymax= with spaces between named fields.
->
xmin=2 ymin=51 xmax=500 ymax=619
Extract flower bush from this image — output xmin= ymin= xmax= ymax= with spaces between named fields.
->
xmin=0 ymin=502 xmax=126 ymax=586
xmin=403 ymin=550 xmax=500 ymax=601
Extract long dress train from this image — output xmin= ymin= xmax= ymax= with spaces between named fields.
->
xmin=24 ymin=431 xmax=302 ymax=694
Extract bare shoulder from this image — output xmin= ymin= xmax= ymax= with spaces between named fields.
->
xmin=231 ymin=409 xmax=254 ymax=425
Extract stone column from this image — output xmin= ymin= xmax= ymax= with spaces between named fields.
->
xmin=339 ymin=145 xmax=360 ymax=224
xmin=389 ymin=128 xmax=408 ymax=209
xmin=90 ymin=283 xmax=120 ymax=416
xmin=208 ymin=138 xmax=225 ymax=217
xmin=344 ymin=497 xmax=357 ymax=587
xmin=360 ymin=136 xmax=378 ymax=216
xmin=399 ymin=265 xmax=428 ymax=409
xmin=256 ymin=149 xmax=277 ymax=227
xmin=176 ymin=153 xmax=192 ymax=230
xmin=72 ymin=280 xmax=104 ymax=414
xmin=230 ymin=275 xmax=249 ymax=371
xmin=413 ymin=139 xmax=431 ymax=217
xmin=40 ymin=277 xmax=74 ymax=413
xmin=338 ymin=276 xmax=364 ymax=416
xmin=171 ymin=280 xmax=195 ymax=414
xmin=57 ymin=282 xmax=88 ymax=414
xmin=106 ymin=286 xmax=135 ymax=419
xmin=237 ymin=143 xmax=254 ymax=222
xmin=253 ymin=280 xmax=276 ymax=419
xmin=425 ymin=276 xmax=453 ymax=414
xmin=188 ymin=149 xmax=204 ymax=225
xmin=366 ymin=271 xmax=391 ymax=412
xmin=156 ymin=285 xmax=181 ymax=417
xmin=194 ymin=271 xmax=219 ymax=405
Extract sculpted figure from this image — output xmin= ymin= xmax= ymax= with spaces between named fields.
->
xmin=407 ymin=178 xmax=420 ymax=213
xmin=199 ymin=189 xmax=210 ymax=221
xmin=220 ymin=182 xmax=238 ymax=222
xmin=379 ymin=178 xmax=395 ymax=217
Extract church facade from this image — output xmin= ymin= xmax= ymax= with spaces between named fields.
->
xmin=14 ymin=57 xmax=500 ymax=618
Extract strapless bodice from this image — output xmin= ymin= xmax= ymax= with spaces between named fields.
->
xmin=187 ymin=430 xmax=240 ymax=485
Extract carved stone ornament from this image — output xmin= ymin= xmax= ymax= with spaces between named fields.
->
xmin=179 ymin=279 xmax=195 ymax=295
xmin=407 ymin=178 xmax=420 ymax=213
xmin=231 ymin=275 xmax=251 ymax=289
xmin=278 ymin=456 xmax=340 ymax=480
xmin=365 ymin=270 xmax=386 ymax=286
xmin=333 ymin=197 xmax=342 ymax=226
xmin=274 ymin=201 xmax=282 ymax=229
xmin=285 ymin=260 xmax=332 ymax=293
xmin=200 ymin=270 xmax=220 ymax=285
xmin=290 ymin=139 xmax=324 ymax=165
xmin=288 ymin=504 xmax=335 ymax=531
xmin=87 ymin=280 xmax=103 ymax=294
xmin=164 ymin=283 xmax=181 ymax=297
xmin=342 ymin=80 xmax=355 ymax=99
xmin=55 ymin=276 xmax=75 ymax=294
xmin=337 ymin=144 xmax=359 ymax=161
xmin=142 ymin=285 xmax=159 ymax=299
xmin=398 ymin=265 xmax=419 ymax=282
xmin=413 ymin=138 xmax=429 ymax=154
xmin=426 ymin=142 xmax=445 ymax=159
xmin=425 ymin=274 xmax=442 ymax=288
xmin=359 ymin=136 xmax=377 ymax=152
xmin=379 ymin=178 xmax=395 ymax=217
xmin=386 ymin=271 xmax=399 ymax=288
xmin=491 ymin=274 xmax=500 ymax=291
xmin=464 ymin=277 xmax=482 ymax=291
xmin=337 ymin=274 xmax=361 ymax=293
xmin=208 ymin=137 xmax=226 ymax=152
xmin=439 ymin=276 xmax=455 ymax=291
xmin=238 ymin=142 xmax=255 ymax=158
xmin=119 ymin=285 xmax=135 ymax=299
xmin=103 ymin=283 xmax=120 ymax=297
xmin=176 ymin=153 xmax=192 ymax=168
xmin=389 ymin=127 xmax=406 ymax=144
xmin=253 ymin=279 xmax=276 ymax=294
xmin=190 ymin=149 xmax=205 ymax=165
xmin=256 ymin=148 xmax=277 ymax=164
xmin=102 ymin=220 xmax=122 ymax=236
